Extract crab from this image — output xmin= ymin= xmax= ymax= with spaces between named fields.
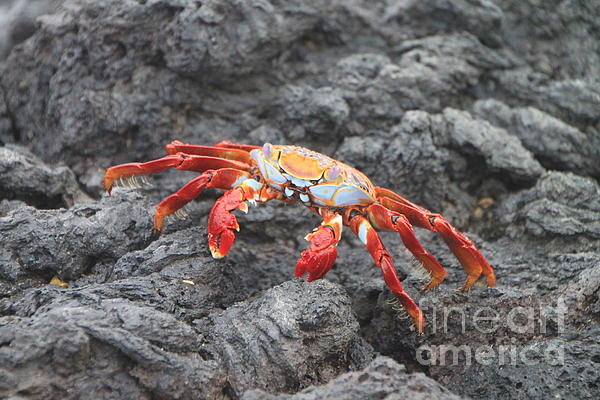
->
xmin=103 ymin=140 xmax=496 ymax=334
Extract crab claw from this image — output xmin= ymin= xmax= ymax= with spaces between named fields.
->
xmin=208 ymin=187 xmax=246 ymax=258
xmin=295 ymin=213 xmax=342 ymax=282
xmin=295 ymin=228 xmax=339 ymax=282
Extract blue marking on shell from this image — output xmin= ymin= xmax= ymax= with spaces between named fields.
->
xmin=309 ymin=184 xmax=372 ymax=206
xmin=308 ymin=184 xmax=336 ymax=201
xmin=250 ymin=149 xmax=267 ymax=177
xmin=332 ymin=186 xmax=372 ymax=206
xmin=264 ymin=162 xmax=288 ymax=185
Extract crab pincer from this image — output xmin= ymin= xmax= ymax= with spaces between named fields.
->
xmin=207 ymin=187 xmax=248 ymax=258
xmin=295 ymin=212 xmax=342 ymax=282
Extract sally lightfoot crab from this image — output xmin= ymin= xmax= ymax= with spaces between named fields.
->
xmin=104 ymin=140 xmax=496 ymax=334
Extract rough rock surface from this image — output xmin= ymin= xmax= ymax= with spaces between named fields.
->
xmin=243 ymin=356 xmax=463 ymax=400
xmin=0 ymin=0 xmax=63 ymax=61
xmin=1 ymin=0 xmax=599 ymax=399
xmin=0 ymin=144 xmax=89 ymax=208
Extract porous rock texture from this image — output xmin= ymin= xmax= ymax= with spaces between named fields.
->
xmin=1 ymin=0 xmax=599 ymax=399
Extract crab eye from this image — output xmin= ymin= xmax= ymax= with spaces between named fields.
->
xmin=263 ymin=143 xmax=272 ymax=159
xmin=327 ymin=165 xmax=340 ymax=180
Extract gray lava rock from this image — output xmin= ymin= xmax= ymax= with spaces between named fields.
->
xmin=0 ymin=144 xmax=89 ymax=208
xmin=197 ymin=279 xmax=372 ymax=397
xmin=472 ymin=99 xmax=600 ymax=177
xmin=326 ymin=33 xmax=514 ymax=133
xmin=464 ymin=171 xmax=600 ymax=296
xmin=337 ymin=0 xmax=505 ymax=48
xmin=1 ymin=0 xmax=599 ymax=399
xmin=439 ymin=108 xmax=545 ymax=185
xmin=490 ymin=70 xmax=600 ymax=126
xmin=243 ymin=356 xmax=464 ymax=400
xmin=0 ymin=191 xmax=154 ymax=298
xmin=0 ymin=0 xmax=331 ymax=184
xmin=0 ymin=85 xmax=12 ymax=144
xmin=494 ymin=0 xmax=600 ymax=80
xmin=0 ymin=297 xmax=226 ymax=399
xmin=274 ymin=85 xmax=350 ymax=140
xmin=445 ymin=330 xmax=600 ymax=400
xmin=0 ymin=268 xmax=370 ymax=399
xmin=499 ymin=171 xmax=600 ymax=239
xmin=0 ymin=0 xmax=63 ymax=60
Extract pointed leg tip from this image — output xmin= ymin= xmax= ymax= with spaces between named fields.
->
xmin=154 ymin=217 xmax=165 ymax=233
xmin=419 ymin=276 xmax=445 ymax=293
xmin=103 ymin=179 xmax=114 ymax=195
xmin=209 ymin=246 xmax=226 ymax=259
xmin=414 ymin=313 xmax=425 ymax=335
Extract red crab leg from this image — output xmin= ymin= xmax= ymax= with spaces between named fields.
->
xmin=103 ymin=154 xmax=251 ymax=194
xmin=367 ymin=203 xmax=446 ymax=291
xmin=295 ymin=210 xmax=343 ymax=282
xmin=376 ymin=187 xmax=496 ymax=291
xmin=165 ymin=140 xmax=254 ymax=164
xmin=154 ymin=168 xmax=250 ymax=232
xmin=208 ymin=178 xmax=279 ymax=258
xmin=213 ymin=140 xmax=262 ymax=152
xmin=348 ymin=213 xmax=425 ymax=334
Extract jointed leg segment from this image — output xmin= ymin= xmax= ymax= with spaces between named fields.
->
xmin=367 ymin=204 xmax=446 ymax=292
xmin=103 ymin=146 xmax=252 ymax=195
xmin=154 ymin=168 xmax=250 ymax=232
xmin=347 ymin=212 xmax=425 ymax=334
xmin=376 ymin=187 xmax=495 ymax=291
